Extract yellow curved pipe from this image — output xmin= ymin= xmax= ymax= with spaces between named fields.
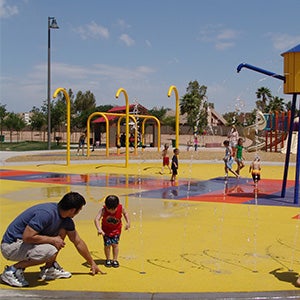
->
xmin=87 ymin=112 xmax=109 ymax=158
xmin=86 ymin=111 xmax=161 ymax=159
xmin=140 ymin=115 xmax=161 ymax=152
xmin=168 ymin=85 xmax=179 ymax=149
xmin=115 ymin=88 xmax=129 ymax=168
xmin=53 ymin=87 xmax=71 ymax=166
xmin=114 ymin=113 xmax=160 ymax=153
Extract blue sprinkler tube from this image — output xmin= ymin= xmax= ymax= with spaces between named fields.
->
xmin=237 ymin=63 xmax=285 ymax=81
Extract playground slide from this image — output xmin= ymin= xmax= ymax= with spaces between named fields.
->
xmin=281 ymin=131 xmax=298 ymax=154
xmin=282 ymin=117 xmax=299 ymax=154
xmin=243 ymin=110 xmax=267 ymax=152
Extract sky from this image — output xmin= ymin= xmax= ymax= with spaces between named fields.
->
xmin=1 ymin=0 xmax=300 ymax=115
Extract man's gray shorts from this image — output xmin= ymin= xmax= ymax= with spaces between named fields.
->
xmin=1 ymin=239 xmax=57 ymax=261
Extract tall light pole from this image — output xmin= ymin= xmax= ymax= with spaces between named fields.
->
xmin=47 ymin=17 xmax=59 ymax=150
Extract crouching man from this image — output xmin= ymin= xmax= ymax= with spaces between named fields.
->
xmin=1 ymin=192 xmax=103 ymax=287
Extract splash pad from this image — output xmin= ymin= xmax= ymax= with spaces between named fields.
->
xmin=0 ymin=157 xmax=299 ymax=298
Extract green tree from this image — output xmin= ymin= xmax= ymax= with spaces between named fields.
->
xmin=256 ymin=87 xmax=272 ymax=112
xmin=267 ymin=96 xmax=285 ymax=113
xmin=163 ymin=115 xmax=176 ymax=130
xmin=95 ymin=105 xmax=114 ymax=112
xmin=30 ymin=106 xmax=46 ymax=141
xmin=0 ymin=103 xmax=8 ymax=138
xmin=180 ymin=81 xmax=208 ymax=133
xmin=148 ymin=106 xmax=169 ymax=122
xmin=52 ymin=97 xmax=67 ymax=133
xmin=4 ymin=112 xmax=26 ymax=142
xmin=73 ymin=90 xmax=97 ymax=129
xmin=223 ymin=112 xmax=237 ymax=126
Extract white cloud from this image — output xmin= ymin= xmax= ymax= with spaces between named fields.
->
xmin=199 ymin=24 xmax=240 ymax=50
xmin=119 ymin=33 xmax=135 ymax=46
xmin=0 ymin=0 xmax=18 ymax=18
xmin=145 ymin=39 xmax=152 ymax=47
xmin=117 ymin=19 xmax=131 ymax=30
xmin=0 ymin=62 xmax=157 ymax=112
xmin=215 ymin=41 xmax=235 ymax=50
xmin=266 ymin=33 xmax=300 ymax=51
xmin=74 ymin=21 xmax=109 ymax=40
xmin=217 ymin=29 xmax=237 ymax=40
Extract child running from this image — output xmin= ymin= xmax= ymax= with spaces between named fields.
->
xmin=160 ymin=143 xmax=171 ymax=174
xmin=223 ymin=140 xmax=239 ymax=179
xmin=94 ymin=195 xmax=130 ymax=268
xmin=170 ymin=148 xmax=179 ymax=181
xmin=249 ymin=155 xmax=261 ymax=184
xmin=235 ymin=137 xmax=245 ymax=175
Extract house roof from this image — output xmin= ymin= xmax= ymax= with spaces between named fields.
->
xmin=210 ymin=108 xmax=227 ymax=125
xmin=281 ymin=44 xmax=300 ymax=56
xmin=92 ymin=115 xmax=117 ymax=123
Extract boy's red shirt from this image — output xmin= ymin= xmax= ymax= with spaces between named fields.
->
xmin=102 ymin=204 xmax=123 ymax=236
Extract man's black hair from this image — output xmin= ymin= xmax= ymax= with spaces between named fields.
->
xmin=105 ymin=195 xmax=119 ymax=209
xmin=58 ymin=192 xmax=86 ymax=211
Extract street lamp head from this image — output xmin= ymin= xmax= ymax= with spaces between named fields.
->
xmin=49 ymin=17 xmax=59 ymax=29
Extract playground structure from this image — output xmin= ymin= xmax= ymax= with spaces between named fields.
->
xmin=243 ymin=110 xmax=267 ymax=152
xmin=281 ymin=117 xmax=299 ymax=155
xmin=237 ymin=43 xmax=300 ymax=204
xmin=243 ymin=110 xmax=296 ymax=153
xmin=264 ymin=111 xmax=295 ymax=153
xmin=86 ymin=112 xmax=161 ymax=159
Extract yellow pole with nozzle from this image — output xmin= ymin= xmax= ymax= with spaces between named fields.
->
xmin=168 ymin=85 xmax=179 ymax=149
xmin=115 ymin=88 xmax=129 ymax=168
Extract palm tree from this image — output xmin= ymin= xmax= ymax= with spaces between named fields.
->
xmin=256 ymin=87 xmax=272 ymax=112
xmin=267 ymin=96 xmax=285 ymax=113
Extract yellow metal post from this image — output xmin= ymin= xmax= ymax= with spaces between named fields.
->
xmin=168 ymin=85 xmax=179 ymax=149
xmin=116 ymin=88 xmax=129 ymax=168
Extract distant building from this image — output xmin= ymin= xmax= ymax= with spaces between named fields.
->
xmin=20 ymin=112 xmax=31 ymax=125
xmin=165 ymin=108 xmax=226 ymax=126
xmin=207 ymin=107 xmax=227 ymax=126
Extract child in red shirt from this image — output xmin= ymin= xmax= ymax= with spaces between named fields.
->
xmin=94 ymin=195 xmax=130 ymax=268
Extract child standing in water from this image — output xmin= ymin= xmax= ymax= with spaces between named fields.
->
xmin=235 ymin=138 xmax=245 ymax=175
xmin=77 ymin=131 xmax=86 ymax=156
xmin=160 ymin=143 xmax=171 ymax=174
xmin=94 ymin=195 xmax=130 ymax=268
xmin=223 ymin=140 xmax=239 ymax=179
xmin=249 ymin=155 xmax=261 ymax=183
xmin=171 ymin=148 xmax=179 ymax=181
xmin=227 ymin=125 xmax=239 ymax=157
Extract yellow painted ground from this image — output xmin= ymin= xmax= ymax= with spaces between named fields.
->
xmin=0 ymin=161 xmax=299 ymax=293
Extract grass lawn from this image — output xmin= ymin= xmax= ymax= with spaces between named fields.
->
xmin=0 ymin=141 xmax=66 ymax=151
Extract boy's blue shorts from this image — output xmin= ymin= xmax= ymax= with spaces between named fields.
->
xmin=103 ymin=234 xmax=120 ymax=246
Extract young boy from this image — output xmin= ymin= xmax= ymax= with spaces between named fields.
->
xmin=171 ymin=148 xmax=179 ymax=181
xmin=249 ymin=155 xmax=261 ymax=183
xmin=223 ymin=140 xmax=239 ymax=179
xmin=77 ymin=131 xmax=86 ymax=156
xmin=94 ymin=195 xmax=130 ymax=268
xmin=160 ymin=143 xmax=171 ymax=174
